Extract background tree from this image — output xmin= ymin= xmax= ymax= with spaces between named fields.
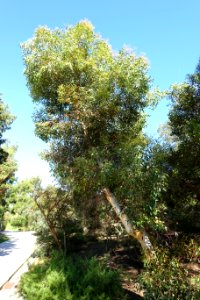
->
xmin=166 ymin=59 xmax=200 ymax=232
xmin=0 ymin=97 xmax=16 ymax=228
xmin=0 ymin=97 xmax=13 ymax=163
xmin=22 ymin=20 xmax=163 ymax=254
xmin=5 ymin=177 xmax=41 ymax=230
xmin=33 ymin=185 xmax=83 ymax=251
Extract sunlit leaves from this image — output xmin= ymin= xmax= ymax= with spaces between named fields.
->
xmin=166 ymin=58 xmax=200 ymax=231
xmin=22 ymin=20 xmax=161 ymax=231
xmin=0 ymin=97 xmax=17 ymax=224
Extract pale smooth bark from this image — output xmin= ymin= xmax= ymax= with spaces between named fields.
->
xmin=103 ymin=187 xmax=153 ymax=256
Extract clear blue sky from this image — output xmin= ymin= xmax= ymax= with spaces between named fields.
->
xmin=1 ymin=0 xmax=200 ymax=185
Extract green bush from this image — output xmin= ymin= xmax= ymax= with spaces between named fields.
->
xmin=34 ymin=216 xmax=85 ymax=257
xmin=10 ymin=214 xmax=28 ymax=229
xmin=34 ymin=220 xmax=56 ymax=256
xmin=171 ymin=236 xmax=200 ymax=263
xmin=140 ymin=248 xmax=198 ymax=300
xmin=20 ymin=251 xmax=124 ymax=300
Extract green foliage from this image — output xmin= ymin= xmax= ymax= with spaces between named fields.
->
xmin=21 ymin=20 xmax=163 ymax=235
xmin=5 ymin=177 xmax=42 ymax=230
xmin=10 ymin=214 xmax=28 ymax=228
xmin=34 ymin=185 xmax=83 ymax=251
xmin=168 ymin=235 xmax=200 ymax=263
xmin=128 ymin=141 xmax=168 ymax=231
xmin=0 ymin=96 xmax=17 ymax=228
xmin=140 ymin=248 xmax=198 ymax=299
xmin=0 ymin=97 xmax=15 ymax=159
xmin=20 ymin=251 xmax=124 ymax=300
xmin=0 ymin=146 xmax=17 ymax=199
xmin=165 ymin=59 xmax=200 ymax=232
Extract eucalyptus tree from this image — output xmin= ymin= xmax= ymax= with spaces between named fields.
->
xmin=0 ymin=97 xmax=17 ymax=228
xmin=167 ymin=59 xmax=200 ymax=231
xmin=6 ymin=177 xmax=42 ymax=230
xmin=0 ymin=98 xmax=13 ymax=164
xmin=22 ymin=20 xmax=163 ymax=255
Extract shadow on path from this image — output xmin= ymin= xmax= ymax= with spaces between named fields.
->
xmin=0 ymin=231 xmax=37 ymax=289
xmin=0 ymin=234 xmax=19 ymax=256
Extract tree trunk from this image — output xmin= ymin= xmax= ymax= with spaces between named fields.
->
xmin=103 ymin=187 xmax=154 ymax=257
xmin=34 ymin=196 xmax=62 ymax=250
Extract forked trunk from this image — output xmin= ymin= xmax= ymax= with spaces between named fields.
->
xmin=103 ymin=187 xmax=154 ymax=257
xmin=34 ymin=196 xmax=62 ymax=250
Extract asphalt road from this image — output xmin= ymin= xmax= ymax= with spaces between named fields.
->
xmin=0 ymin=231 xmax=37 ymax=290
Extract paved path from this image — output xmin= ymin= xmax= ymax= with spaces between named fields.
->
xmin=0 ymin=259 xmax=31 ymax=299
xmin=0 ymin=231 xmax=37 ymax=290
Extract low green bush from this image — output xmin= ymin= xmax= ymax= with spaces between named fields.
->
xmin=35 ymin=218 xmax=85 ymax=257
xmin=19 ymin=251 xmax=124 ymax=300
xmin=10 ymin=214 xmax=28 ymax=229
xmin=171 ymin=235 xmax=200 ymax=263
xmin=140 ymin=248 xmax=199 ymax=300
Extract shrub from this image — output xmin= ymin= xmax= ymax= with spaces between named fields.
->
xmin=10 ymin=214 xmax=28 ymax=229
xmin=171 ymin=235 xmax=200 ymax=263
xmin=34 ymin=216 xmax=85 ymax=256
xmin=140 ymin=248 xmax=198 ymax=300
xmin=20 ymin=251 xmax=124 ymax=300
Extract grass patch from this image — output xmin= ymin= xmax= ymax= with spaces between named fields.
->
xmin=0 ymin=232 xmax=9 ymax=243
xmin=19 ymin=251 xmax=124 ymax=300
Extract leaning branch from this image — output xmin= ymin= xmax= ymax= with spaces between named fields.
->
xmin=103 ymin=187 xmax=154 ymax=257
